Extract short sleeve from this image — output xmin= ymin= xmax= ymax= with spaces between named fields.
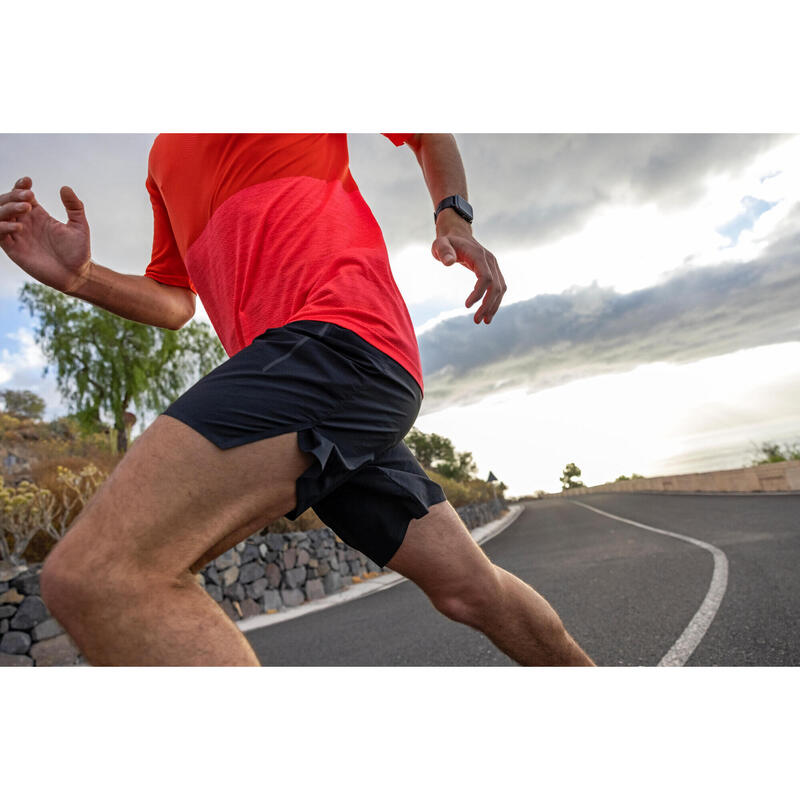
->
xmin=144 ymin=173 xmax=197 ymax=294
xmin=381 ymin=133 xmax=415 ymax=147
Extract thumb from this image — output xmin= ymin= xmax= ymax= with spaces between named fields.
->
xmin=432 ymin=236 xmax=457 ymax=266
xmin=60 ymin=186 xmax=87 ymax=226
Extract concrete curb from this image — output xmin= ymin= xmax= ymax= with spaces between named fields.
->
xmin=237 ymin=504 xmax=524 ymax=633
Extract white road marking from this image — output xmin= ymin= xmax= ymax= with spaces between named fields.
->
xmin=238 ymin=504 xmax=525 ymax=633
xmin=570 ymin=500 xmax=729 ymax=667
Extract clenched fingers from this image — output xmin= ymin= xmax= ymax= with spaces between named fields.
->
xmin=0 ymin=177 xmax=35 ymax=234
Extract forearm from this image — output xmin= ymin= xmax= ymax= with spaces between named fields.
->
xmin=410 ymin=134 xmax=473 ymax=237
xmin=66 ymin=260 xmax=194 ymax=330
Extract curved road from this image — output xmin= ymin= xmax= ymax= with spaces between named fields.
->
xmin=246 ymin=493 xmax=800 ymax=666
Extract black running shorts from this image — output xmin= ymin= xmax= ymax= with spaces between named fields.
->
xmin=161 ymin=320 xmax=446 ymax=566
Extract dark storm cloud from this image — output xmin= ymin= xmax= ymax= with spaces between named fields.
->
xmin=417 ymin=204 xmax=800 ymax=412
xmin=348 ymin=133 xmax=787 ymax=252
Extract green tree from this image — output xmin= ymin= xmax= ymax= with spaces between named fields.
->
xmin=560 ymin=462 xmax=584 ymax=490
xmin=18 ymin=282 xmax=226 ymax=453
xmin=615 ymin=473 xmax=645 ymax=482
xmin=405 ymin=428 xmax=478 ymax=482
xmin=749 ymin=440 xmax=800 ymax=465
xmin=0 ymin=388 xmax=46 ymax=420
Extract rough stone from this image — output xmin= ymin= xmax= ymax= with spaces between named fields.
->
xmin=258 ymin=544 xmax=268 ymax=559
xmin=0 ymin=582 xmax=7 ymax=593
xmin=365 ymin=559 xmax=381 ymax=573
xmin=349 ymin=563 xmax=363 ymax=577
xmin=0 ymin=620 xmax=8 ymax=634
xmin=1 ymin=630 xmax=32 ymax=654
xmin=297 ymin=549 xmax=310 ymax=566
xmin=0 ymin=588 xmax=24 ymax=605
xmin=280 ymin=588 xmax=304 ymax=607
xmin=284 ymin=548 xmax=298 ymax=570
xmin=0 ymin=605 xmax=15 ymax=620
xmin=11 ymin=572 xmax=41 ymax=595
xmin=222 ymin=565 xmax=240 ymax=587
xmin=247 ymin=577 xmax=268 ymax=599
xmin=239 ymin=562 xmax=264 ymax=585
xmin=329 ymin=557 xmax=339 ymax=570
xmin=206 ymin=584 xmax=223 ymax=603
xmin=223 ymin=582 xmax=246 ymax=603
xmin=261 ymin=590 xmax=282 ymax=611
xmin=32 ymin=617 xmax=64 ymax=642
xmin=338 ymin=563 xmax=350 ymax=576
xmin=304 ymin=578 xmax=325 ymax=601
xmin=240 ymin=544 xmax=259 ymax=565
xmin=235 ymin=542 xmax=246 ymax=553
xmin=220 ymin=599 xmax=238 ymax=621
xmin=265 ymin=562 xmax=281 ymax=589
xmin=204 ymin=565 xmax=220 ymax=586
xmin=317 ymin=562 xmax=330 ymax=577
xmin=0 ymin=652 xmax=33 ymax=666
xmin=283 ymin=566 xmax=307 ymax=589
xmin=239 ymin=598 xmax=261 ymax=619
xmin=11 ymin=596 xmax=49 ymax=630
xmin=0 ymin=564 xmax=27 ymax=582
xmin=30 ymin=634 xmax=80 ymax=666
xmin=263 ymin=550 xmax=279 ymax=563
xmin=308 ymin=558 xmax=319 ymax=568
xmin=323 ymin=572 xmax=343 ymax=594
xmin=214 ymin=550 xmax=240 ymax=570
xmin=265 ymin=533 xmax=285 ymax=550
xmin=194 ymin=572 xmax=205 ymax=587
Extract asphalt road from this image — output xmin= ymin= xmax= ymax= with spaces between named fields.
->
xmin=245 ymin=493 xmax=800 ymax=666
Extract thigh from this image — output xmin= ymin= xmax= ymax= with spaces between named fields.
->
xmin=385 ymin=500 xmax=497 ymax=595
xmin=52 ymin=414 xmax=313 ymax=580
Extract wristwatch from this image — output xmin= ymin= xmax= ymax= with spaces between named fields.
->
xmin=434 ymin=194 xmax=474 ymax=225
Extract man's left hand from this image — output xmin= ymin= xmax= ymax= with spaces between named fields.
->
xmin=432 ymin=219 xmax=506 ymax=325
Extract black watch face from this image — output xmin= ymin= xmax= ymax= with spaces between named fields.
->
xmin=455 ymin=195 xmax=473 ymax=221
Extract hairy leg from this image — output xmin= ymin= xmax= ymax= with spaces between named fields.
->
xmin=40 ymin=415 xmax=313 ymax=666
xmin=386 ymin=501 xmax=595 ymax=666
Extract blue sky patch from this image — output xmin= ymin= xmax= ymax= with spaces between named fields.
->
xmin=717 ymin=195 xmax=777 ymax=245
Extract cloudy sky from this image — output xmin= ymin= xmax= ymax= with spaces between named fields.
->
xmin=2 ymin=133 xmax=799 ymax=494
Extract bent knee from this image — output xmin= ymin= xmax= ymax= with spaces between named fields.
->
xmin=429 ymin=565 xmax=503 ymax=627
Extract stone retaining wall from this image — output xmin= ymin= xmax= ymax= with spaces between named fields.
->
xmin=563 ymin=459 xmax=800 ymax=496
xmin=0 ymin=497 xmax=508 ymax=666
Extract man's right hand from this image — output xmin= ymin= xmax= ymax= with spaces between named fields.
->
xmin=0 ymin=176 xmax=92 ymax=294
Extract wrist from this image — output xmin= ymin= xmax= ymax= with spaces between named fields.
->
xmin=64 ymin=259 xmax=94 ymax=296
xmin=435 ymin=207 xmax=473 ymax=239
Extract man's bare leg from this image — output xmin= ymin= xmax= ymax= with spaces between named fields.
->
xmin=386 ymin=501 xmax=595 ymax=666
xmin=40 ymin=415 xmax=313 ymax=666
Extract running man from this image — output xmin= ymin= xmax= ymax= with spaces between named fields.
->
xmin=0 ymin=134 xmax=594 ymax=666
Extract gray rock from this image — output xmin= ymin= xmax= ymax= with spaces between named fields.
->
xmin=222 ymin=565 xmax=239 ymax=587
xmin=10 ymin=596 xmax=49 ymax=630
xmin=0 ymin=605 xmax=16 ymax=620
xmin=258 ymin=544 xmax=268 ymax=559
xmin=350 ymin=563 xmax=363 ymax=576
xmin=0 ymin=652 xmax=33 ymax=666
xmin=0 ymin=620 xmax=8 ymax=634
xmin=304 ymin=578 xmax=325 ymax=601
xmin=297 ymin=549 xmax=310 ymax=566
xmin=317 ymin=562 xmax=330 ymax=577
xmin=323 ymin=572 xmax=343 ymax=594
xmin=338 ymin=563 xmax=350 ymax=576
xmin=220 ymin=599 xmax=238 ymax=621
xmin=32 ymin=617 xmax=64 ymax=642
xmin=30 ymin=634 xmax=80 ymax=666
xmin=263 ymin=550 xmax=279 ymax=563
xmin=283 ymin=566 xmax=307 ymax=589
xmin=329 ymin=558 xmax=339 ymax=571
xmin=365 ymin=559 xmax=381 ymax=573
xmin=239 ymin=598 xmax=261 ymax=619
xmin=262 ymin=590 xmax=282 ymax=611
xmin=240 ymin=544 xmax=260 ymax=564
xmin=0 ymin=582 xmax=8 ymax=594
xmin=284 ymin=548 xmax=297 ymax=570
xmin=265 ymin=562 xmax=281 ymax=589
xmin=206 ymin=584 xmax=223 ymax=603
xmin=223 ymin=582 xmax=246 ymax=603
xmin=11 ymin=572 xmax=41 ymax=595
xmin=205 ymin=566 xmax=221 ymax=586
xmin=239 ymin=562 xmax=264 ymax=585
xmin=247 ymin=578 xmax=268 ymax=599
xmin=214 ymin=550 xmax=240 ymax=570
xmin=235 ymin=542 xmax=246 ymax=553
xmin=1 ymin=630 xmax=32 ymax=654
xmin=265 ymin=533 xmax=285 ymax=550
xmin=280 ymin=588 xmax=304 ymax=607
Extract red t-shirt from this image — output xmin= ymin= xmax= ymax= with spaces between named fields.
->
xmin=144 ymin=133 xmax=423 ymax=390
